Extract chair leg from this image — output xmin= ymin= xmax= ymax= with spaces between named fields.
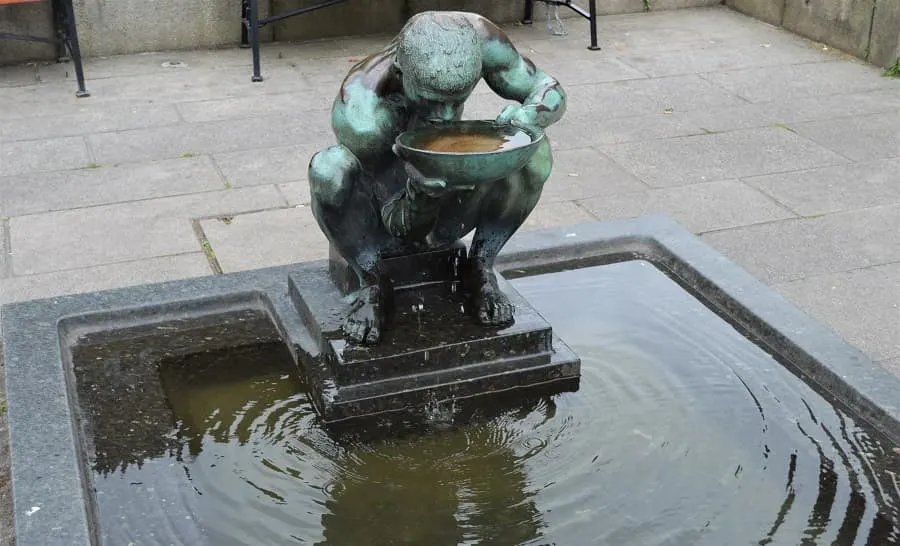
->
xmin=249 ymin=0 xmax=263 ymax=82
xmin=523 ymin=0 xmax=534 ymax=24
xmin=587 ymin=0 xmax=601 ymax=50
xmin=61 ymin=0 xmax=90 ymax=96
xmin=240 ymin=0 xmax=250 ymax=48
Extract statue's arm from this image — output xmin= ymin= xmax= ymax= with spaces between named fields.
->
xmin=479 ymin=27 xmax=567 ymax=128
xmin=331 ymin=79 xmax=400 ymax=164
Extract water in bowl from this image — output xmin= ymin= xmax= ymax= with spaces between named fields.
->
xmin=417 ymin=127 xmax=531 ymax=153
xmin=76 ymin=261 xmax=900 ymax=545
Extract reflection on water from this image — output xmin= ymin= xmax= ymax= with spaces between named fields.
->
xmin=78 ymin=261 xmax=900 ymax=545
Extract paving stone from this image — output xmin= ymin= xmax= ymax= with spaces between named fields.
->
xmin=618 ymin=41 xmax=831 ymax=77
xmin=522 ymin=200 xmax=595 ymax=230
xmin=562 ymin=75 xmax=746 ymax=121
xmin=0 ymin=156 xmax=225 ymax=216
xmin=0 ymin=136 xmax=90 ymax=177
xmin=701 ymin=60 xmax=900 ymax=103
xmin=599 ymin=126 xmax=848 ymax=187
xmin=683 ymin=88 xmax=900 ymax=132
xmin=521 ymin=55 xmax=648 ymax=86
xmin=546 ymin=113 xmax=705 ymax=149
xmin=542 ymin=148 xmax=647 ymax=202
xmin=8 ymin=186 xmax=285 ymax=276
xmin=790 ymin=111 xmax=900 ymax=161
xmin=879 ymin=357 xmax=900 ymax=380
xmin=277 ymin=182 xmax=311 ymax=206
xmin=774 ymin=262 xmax=900 ymax=362
xmin=745 ymin=158 xmax=900 ymax=216
xmin=0 ymin=103 xmax=180 ymax=143
xmin=579 ymin=179 xmax=795 ymax=232
xmin=176 ymin=92 xmax=335 ymax=123
xmin=201 ymin=207 xmax=328 ymax=272
xmin=700 ymin=205 xmax=900 ymax=284
xmin=0 ymin=253 xmax=211 ymax=304
xmin=213 ymin=144 xmax=320 ymax=187
xmin=87 ymin=113 xmax=333 ymax=165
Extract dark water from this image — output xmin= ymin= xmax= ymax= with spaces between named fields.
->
xmin=81 ymin=260 xmax=900 ymax=545
xmin=414 ymin=127 xmax=531 ymax=153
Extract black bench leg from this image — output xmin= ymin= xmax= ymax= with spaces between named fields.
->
xmin=60 ymin=0 xmax=90 ymax=96
xmin=587 ymin=0 xmax=601 ymax=50
xmin=249 ymin=0 xmax=263 ymax=82
xmin=523 ymin=0 xmax=534 ymax=24
xmin=240 ymin=0 xmax=250 ymax=48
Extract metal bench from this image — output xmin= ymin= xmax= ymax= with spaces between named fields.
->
xmin=240 ymin=1 xmax=600 ymax=82
xmin=0 ymin=0 xmax=89 ymax=96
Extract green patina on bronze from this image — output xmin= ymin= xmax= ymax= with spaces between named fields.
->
xmin=308 ymin=11 xmax=567 ymax=345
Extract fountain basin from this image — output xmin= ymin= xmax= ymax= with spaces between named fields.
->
xmin=3 ymin=215 xmax=900 ymax=545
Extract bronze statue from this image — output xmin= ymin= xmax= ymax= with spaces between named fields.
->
xmin=308 ymin=11 xmax=567 ymax=345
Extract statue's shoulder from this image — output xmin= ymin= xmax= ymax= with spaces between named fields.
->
xmin=338 ymin=42 xmax=403 ymax=105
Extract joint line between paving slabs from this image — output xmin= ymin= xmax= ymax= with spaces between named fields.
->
xmin=0 ymin=217 xmax=11 ymax=279
xmin=191 ymin=219 xmax=224 ymax=275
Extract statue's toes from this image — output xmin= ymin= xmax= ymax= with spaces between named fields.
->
xmin=493 ymin=301 xmax=514 ymax=325
xmin=364 ymin=323 xmax=381 ymax=345
xmin=343 ymin=318 xmax=367 ymax=343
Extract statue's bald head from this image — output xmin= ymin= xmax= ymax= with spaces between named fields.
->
xmin=395 ymin=12 xmax=482 ymax=99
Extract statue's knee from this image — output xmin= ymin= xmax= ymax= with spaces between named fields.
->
xmin=522 ymin=139 xmax=553 ymax=191
xmin=309 ymin=146 xmax=359 ymax=209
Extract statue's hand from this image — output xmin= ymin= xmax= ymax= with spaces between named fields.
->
xmin=496 ymin=104 xmax=539 ymax=128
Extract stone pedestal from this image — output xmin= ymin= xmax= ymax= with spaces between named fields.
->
xmin=288 ymin=244 xmax=581 ymax=425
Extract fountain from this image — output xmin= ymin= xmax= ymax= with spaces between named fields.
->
xmin=2 ymin=10 xmax=900 ymax=546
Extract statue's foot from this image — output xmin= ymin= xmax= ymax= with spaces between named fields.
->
xmin=343 ymin=284 xmax=386 ymax=345
xmin=466 ymin=262 xmax=515 ymax=326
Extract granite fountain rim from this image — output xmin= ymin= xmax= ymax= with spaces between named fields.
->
xmin=3 ymin=213 xmax=900 ymax=546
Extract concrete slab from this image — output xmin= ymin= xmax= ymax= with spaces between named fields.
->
xmin=520 ymin=56 xmax=648 ymax=86
xmin=683 ymin=88 xmax=900 ymax=132
xmin=521 ymin=200 xmax=596 ymax=230
xmin=0 ymin=103 xmax=181 ymax=143
xmin=0 ymin=136 xmax=90 ymax=177
xmin=599 ymin=126 xmax=848 ymax=187
xmin=701 ymin=60 xmax=900 ymax=103
xmin=0 ymin=156 xmax=225 ymax=217
xmin=200 ymin=207 xmax=328 ymax=273
xmin=8 ymin=186 xmax=285 ymax=276
xmin=176 ymin=92 xmax=334 ymax=124
xmin=562 ymin=75 xmax=747 ymax=120
xmin=774 ymin=262 xmax=900 ymax=362
xmin=790 ymin=111 xmax=900 ymax=161
xmin=277 ymin=182 xmax=310 ymax=206
xmin=213 ymin=144 xmax=319 ymax=188
xmin=618 ymin=41 xmax=832 ymax=77
xmin=541 ymin=148 xmax=648 ymax=202
xmin=782 ymin=0 xmax=874 ymax=61
xmin=744 ymin=158 xmax=900 ymax=216
xmin=578 ymin=179 xmax=795 ymax=232
xmin=87 ymin=114 xmax=333 ymax=165
xmin=0 ymin=253 xmax=212 ymax=304
xmin=881 ymin=357 xmax=900 ymax=378
xmin=546 ymin=113 xmax=705 ymax=149
xmin=700 ymin=205 xmax=900 ymax=283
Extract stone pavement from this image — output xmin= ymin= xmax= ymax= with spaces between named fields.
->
xmin=1 ymin=6 xmax=899 ymax=379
